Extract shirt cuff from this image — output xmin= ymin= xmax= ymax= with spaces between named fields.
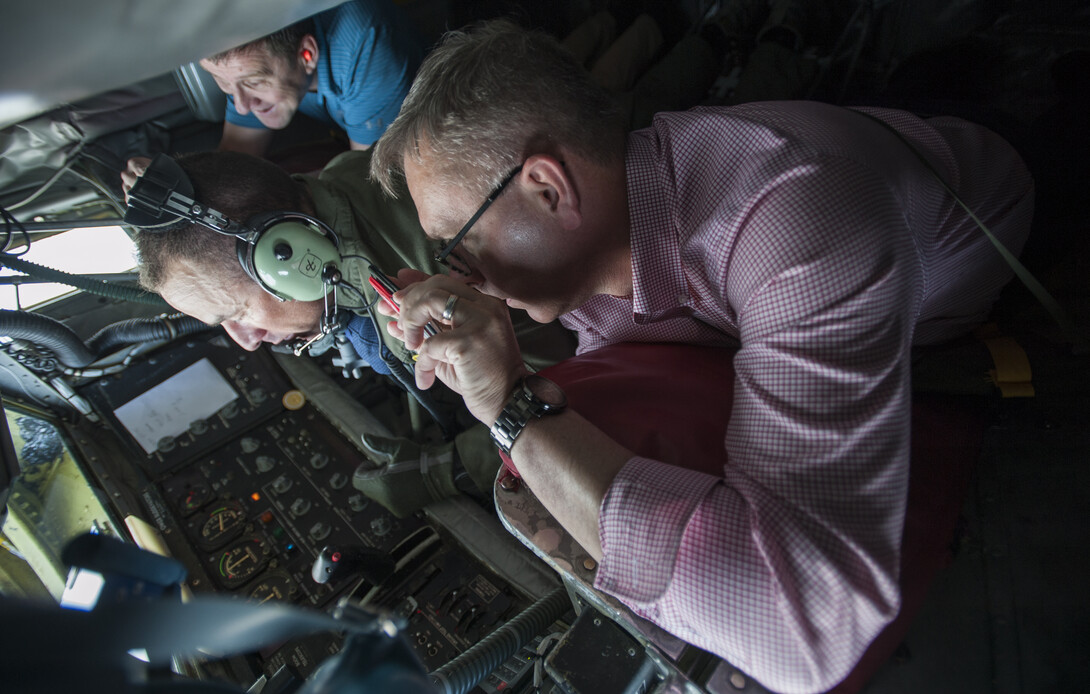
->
xmin=594 ymin=457 xmax=720 ymax=603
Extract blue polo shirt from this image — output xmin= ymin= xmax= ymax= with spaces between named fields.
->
xmin=224 ymin=0 xmax=423 ymax=145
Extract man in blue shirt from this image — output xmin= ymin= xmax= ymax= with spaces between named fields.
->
xmin=199 ymin=0 xmax=423 ymax=156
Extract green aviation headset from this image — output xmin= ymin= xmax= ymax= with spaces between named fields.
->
xmin=123 ymin=153 xmax=342 ymax=302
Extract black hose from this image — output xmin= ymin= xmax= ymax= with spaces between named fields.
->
xmin=380 ymin=348 xmax=459 ymax=440
xmin=382 ymin=353 xmax=459 ymax=438
xmin=357 ymin=295 xmax=458 ymax=440
xmin=0 ymin=309 xmax=95 ymax=367
xmin=0 ymin=253 xmax=168 ymax=307
xmin=429 ymin=587 xmax=570 ymax=694
xmin=87 ymin=313 xmax=211 ymax=357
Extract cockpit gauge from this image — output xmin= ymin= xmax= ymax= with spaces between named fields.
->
xmin=195 ymin=501 xmax=247 ymax=551
xmin=216 ymin=537 xmax=270 ymax=589
xmin=247 ymin=571 xmax=297 ymax=604
xmin=255 ymin=455 xmax=277 ymax=473
xmin=177 ymin=482 xmax=212 ymax=517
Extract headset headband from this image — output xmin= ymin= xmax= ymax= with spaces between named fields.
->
xmin=124 ymin=153 xmax=248 ymax=235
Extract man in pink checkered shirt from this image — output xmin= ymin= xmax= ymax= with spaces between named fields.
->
xmin=370 ymin=20 xmax=1033 ymax=694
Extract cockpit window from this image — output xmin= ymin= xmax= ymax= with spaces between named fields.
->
xmin=0 ymin=225 xmax=137 ymax=310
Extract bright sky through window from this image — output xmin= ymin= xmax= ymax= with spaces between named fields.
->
xmin=0 ymin=226 xmax=137 ymax=310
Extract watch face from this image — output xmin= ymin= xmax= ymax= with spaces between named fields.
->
xmin=525 ymin=375 xmax=567 ymax=410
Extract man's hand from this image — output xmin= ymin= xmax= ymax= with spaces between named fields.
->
xmin=120 ymin=157 xmax=151 ymax=202
xmin=378 ymin=269 xmax=527 ymax=426
xmin=382 ymin=270 xmax=634 ymax=561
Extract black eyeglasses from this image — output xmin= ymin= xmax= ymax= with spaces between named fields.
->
xmin=434 ymin=165 xmax=523 ymax=267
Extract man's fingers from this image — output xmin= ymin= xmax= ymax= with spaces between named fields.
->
xmin=375 ymin=272 xmax=524 ymax=421
xmin=412 ymin=356 xmax=438 ymax=390
xmin=120 ymin=156 xmax=152 ymax=201
xmin=394 ymin=267 xmax=431 ymax=286
xmin=395 ymin=276 xmax=481 ymax=347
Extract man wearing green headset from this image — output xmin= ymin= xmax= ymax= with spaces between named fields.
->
xmin=123 ymin=149 xmax=576 ymax=517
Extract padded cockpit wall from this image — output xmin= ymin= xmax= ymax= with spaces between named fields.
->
xmin=0 ymin=0 xmax=342 ymax=130
xmin=0 ymin=1 xmax=343 ymax=223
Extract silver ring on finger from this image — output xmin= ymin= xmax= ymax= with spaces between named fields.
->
xmin=441 ymin=293 xmax=459 ymax=322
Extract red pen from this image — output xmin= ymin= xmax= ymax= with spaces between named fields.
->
xmin=368 ymin=270 xmax=439 ymax=338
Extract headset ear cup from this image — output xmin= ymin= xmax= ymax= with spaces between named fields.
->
xmin=236 ymin=235 xmax=261 ymax=286
xmin=242 ymin=214 xmax=341 ymax=301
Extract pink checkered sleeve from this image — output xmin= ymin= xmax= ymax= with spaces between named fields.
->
xmin=595 ymin=156 xmax=922 ymax=694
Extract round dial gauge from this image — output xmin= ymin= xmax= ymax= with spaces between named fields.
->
xmin=197 ymin=502 xmax=246 ymax=550
xmin=216 ymin=538 xmax=269 ymax=589
xmin=248 ymin=571 xmax=297 ymax=604
xmin=177 ymin=483 xmax=212 ymax=517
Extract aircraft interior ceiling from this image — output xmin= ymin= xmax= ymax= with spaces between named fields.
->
xmin=0 ymin=1 xmax=1087 ymax=694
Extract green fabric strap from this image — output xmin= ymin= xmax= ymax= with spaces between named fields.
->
xmin=855 ymin=109 xmax=1081 ymax=349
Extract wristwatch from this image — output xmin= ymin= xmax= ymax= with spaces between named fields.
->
xmin=490 ymin=375 xmax=567 ymax=456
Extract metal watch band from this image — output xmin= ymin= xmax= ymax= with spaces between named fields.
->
xmin=490 ymin=380 xmax=547 ymax=456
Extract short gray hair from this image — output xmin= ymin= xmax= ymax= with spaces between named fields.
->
xmin=370 ymin=19 xmax=626 ymax=198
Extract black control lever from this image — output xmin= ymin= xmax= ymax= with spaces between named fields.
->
xmin=311 ymin=545 xmax=396 ymax=586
